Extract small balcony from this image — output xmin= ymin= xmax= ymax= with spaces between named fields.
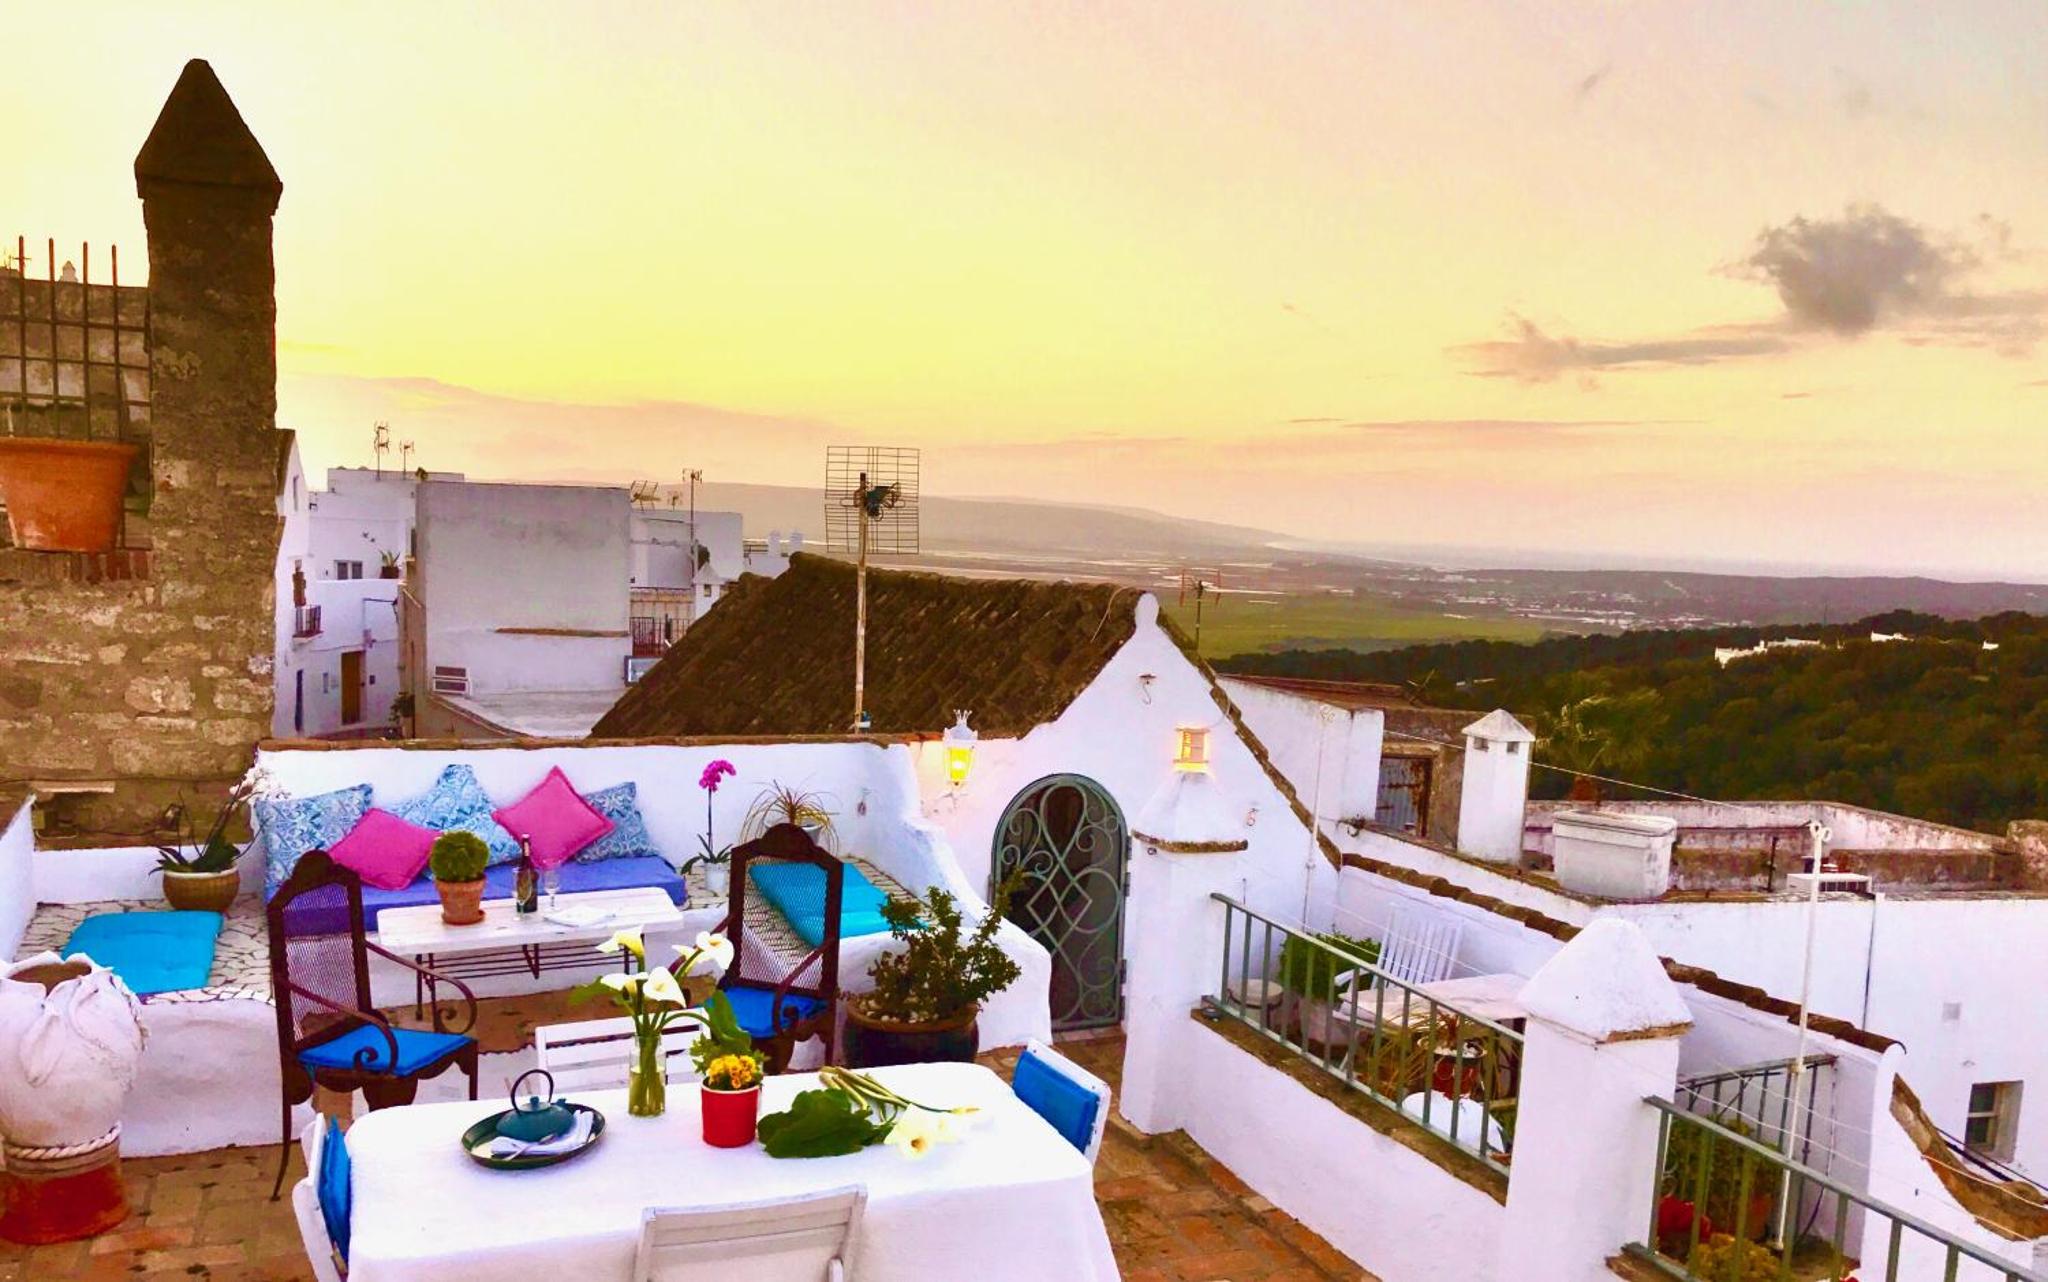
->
xmin=630 ymin=614 xmax=674 ymax=657
xmin=292 ymin=604 xmax=322 ymax=639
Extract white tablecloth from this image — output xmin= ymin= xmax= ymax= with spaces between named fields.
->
xmin=344 ymin=1061 xmax=1120 ymax=1282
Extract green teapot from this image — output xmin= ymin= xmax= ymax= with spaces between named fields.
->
xmin=497 ymin=1068 xmax=573 ymax=1143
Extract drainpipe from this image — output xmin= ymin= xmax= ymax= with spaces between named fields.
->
xmin=1302 ymin=706 xmax=1331 ymax=925
xmin=1778 ymin=818 xmax=1831 ymax=1245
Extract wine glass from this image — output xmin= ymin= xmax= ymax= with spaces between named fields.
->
xmin=543 ymin=864 xmax=562 ymax=910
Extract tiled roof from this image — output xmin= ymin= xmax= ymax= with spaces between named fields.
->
xmin=591 ymin=553 xmax=1139 ymax=739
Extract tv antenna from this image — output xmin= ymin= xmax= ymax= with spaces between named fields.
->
xmin=825 ymin=446 xmax=920 ymax=732
xmin=399 ymin=440 xmax=415 ymax=474
xmin=372 ymin=422 xmax=391 ymax=476
xmin=1177 ymin=569 xmax=1223 ymax=654
xmin=628 ymin=479 xmax=662 ymax=507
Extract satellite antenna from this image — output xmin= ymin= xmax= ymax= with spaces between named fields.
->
xmin=825 ymin=446 xmax=920 ymax=731
xmin=372 ymin=422 xmax=391 ymax=476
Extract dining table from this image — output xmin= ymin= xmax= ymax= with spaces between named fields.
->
xmin=342 ymin=1060 xmax=1122 ymax=1282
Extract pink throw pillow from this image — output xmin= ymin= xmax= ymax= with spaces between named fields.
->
xmin=492 ymin=767 xmax=614 ymax=871
xmin=328 ymin=808 xmax=438 ymax=891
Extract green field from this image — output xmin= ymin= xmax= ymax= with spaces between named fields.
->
xmin=1162 ymin=592 xmax=1551 ymax=659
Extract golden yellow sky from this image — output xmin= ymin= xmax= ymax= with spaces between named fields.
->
xmin=13 ymin=2 xmax=2048 ymax=577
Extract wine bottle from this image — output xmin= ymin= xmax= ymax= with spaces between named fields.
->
xmin=514 ymin=834 xmax=539 ymax=915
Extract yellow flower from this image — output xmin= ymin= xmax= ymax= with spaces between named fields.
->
xmin=598 ymin=972 xmax=643 ymax=994
xmin=597 ymin=928 xmax=646 ymax=960
xmin=705 ymin=1054 xmax=759 ymax=1090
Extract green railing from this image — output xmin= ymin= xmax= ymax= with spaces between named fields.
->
xmin=1633 ymin=1099 xmax=2044 ymax=1282
xmin=1206 ymin=894 xmax=1521 ymax=1173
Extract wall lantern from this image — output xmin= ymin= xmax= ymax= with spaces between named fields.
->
xmin=943 ymin=710 xmax=977 ymax=786
xmin=1174 ymin=725 xmax=1211 ymax=773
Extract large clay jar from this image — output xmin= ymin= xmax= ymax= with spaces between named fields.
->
xmin=0 ymin=952 xmax=146 ymax=1147
xmin=0 ymin=953 xmax=146 ymax=1244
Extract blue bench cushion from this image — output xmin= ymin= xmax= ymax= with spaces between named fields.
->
xmin=747 ymin=861 xmax=892 ymax=948
xmin=722 ymin=986 xmax=826 ymax=1037
xmin=281 ymin=855 xmax=687 ymax=936
xmin=64 ymin=910 xmax=221 ymax=996
xmin=1013 ymin=1049 xmax=1101 ymax=1155
xmin=299 ymin=1025 xmax=472 ymax=1076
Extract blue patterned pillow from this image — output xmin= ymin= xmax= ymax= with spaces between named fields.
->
xmin=575 ymin=782 xmax=663 ymax=864
xmin=392 ymin=764 xmax=520 ymax=866
xmin=255 ymin=783 xmax=372 ymax=897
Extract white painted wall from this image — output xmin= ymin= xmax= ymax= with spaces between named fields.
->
xmin=0 ymin=798 xmax=33 ymax=959
xmin=1218 ymin=677 xmax=1386 ymax=824
xmin=416 ymin=481 xmax=631 ymax=695
xmin=1175 ymin=1014 xmax=1505 ymax=1282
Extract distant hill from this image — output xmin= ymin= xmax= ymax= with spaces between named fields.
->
xmin=1224 ymin=611 xmax=2048 ymax=833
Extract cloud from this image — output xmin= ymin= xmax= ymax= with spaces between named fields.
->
xmin=1454 ymin=314 xmax=1788 ymax=383
xmin=1738 ymin=204 xmax=1993 ymax=336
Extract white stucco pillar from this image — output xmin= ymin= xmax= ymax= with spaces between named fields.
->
xmin=1117 ymin=845 xmax=1231 ymax=1135
xmin=1456 ymin=709 xmax=1535 ymax=864
xmin=1497 ymin=918 xmax=1693 ymax=1282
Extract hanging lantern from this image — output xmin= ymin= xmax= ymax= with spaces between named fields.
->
xmin=1174 ymin=725 xmax=1210 ymax=773
xmin=943 ymin=710 xmax=977 ymax=786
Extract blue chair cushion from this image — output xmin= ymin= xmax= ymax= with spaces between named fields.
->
xmin=747 ymin=861 xmax=891 ymax=947
xmin=1013 ymin=1049 xmax=1101 ymax=1155
xmin=392 ymin=764 xmax=521 ymax=866
xmin=316 ymin=1114 xmax=351 ymax=1263
xmin=722 ymin=986 xmax=826 ymax=1036
xmin=256 ymin=784 xmax=372 ymax=897
xmin=575 ymin=783 xmax=662 ymax=863
xmin=64 ymin=910 xmax=221 ymax=996
xmin=298 ymin=1025 xmax=473 ymax=1076
xmin=281 ymin=854 xmax=687 ymax=936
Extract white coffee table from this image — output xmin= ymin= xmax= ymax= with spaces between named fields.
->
xmin=376 ymin=888 xmax=687 ymax=1007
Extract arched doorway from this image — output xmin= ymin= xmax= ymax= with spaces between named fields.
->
xmin=991 ymin=774 xmax=1128 ymax=1032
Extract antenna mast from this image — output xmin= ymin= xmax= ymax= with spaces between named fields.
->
xmin=372 ymin=422 xmax=390 ymax=477
xmin=826 ymin=446 xmax=920 ymax=732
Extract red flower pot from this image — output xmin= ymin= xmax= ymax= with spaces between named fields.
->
xmin=701 ymin=1085 xmax=760 ymax=1148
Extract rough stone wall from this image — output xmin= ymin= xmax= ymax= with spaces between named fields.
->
xmin=0 ymin=63 xmax=282 ymax=846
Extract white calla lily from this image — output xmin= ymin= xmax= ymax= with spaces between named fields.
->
xmin=883 ymin=1108 xmax=956 ymax=1160
xmin=642 ymin=968 xmax=686 ymax=1006
xmin=598 ymin=972 xmax=643 ymax=994
xmin=676 ymin=931 xmax=735 ymax=976
xmin=597 ymin=927 xmax=646 ymax=960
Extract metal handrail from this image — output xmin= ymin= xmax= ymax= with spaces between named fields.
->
xmin=1207 ymin=893 xmax=1522 ymax=1174
xmin=1635 ymin=1097 xmax=2044 ymax=1282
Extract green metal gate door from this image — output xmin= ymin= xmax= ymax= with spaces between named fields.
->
xmin=991 ymin=774 xmax=1128 ymax=1032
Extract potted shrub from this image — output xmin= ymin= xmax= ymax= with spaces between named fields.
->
xmin=378 ymin=549 xmax=401 ymax=579
xmin=430 ymin=831 xmax=489 ymax=925
xmin=695 ymin=1034 xmax=767 ymax=1147
xmin=843 ymin=874 xmax=1023 ymax=1069
xmin=1277 ymin=930 xmax=1380 ymax=1047
xmin=152 ymin=769 xmax=270 ymax=912
xmin=0 ymin=403 xmax=139 ymax=553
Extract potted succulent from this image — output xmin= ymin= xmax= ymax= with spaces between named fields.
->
xmin=153 ymin=769 xmax=272 ymax=912
xmin=378 ymin=549 xmax=401 ymax=579
xmin=842 ymin=874 xmax=1023 ymax=1069
xmin=0 ymin=402 xmax=139 ymax=553
xmin=430 ymin=831 xmax=490 ymax=925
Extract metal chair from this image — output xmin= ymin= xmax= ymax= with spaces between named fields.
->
xmin=266 ymin=850 xmax=478 ymax=1198
xmin=698 ymin=823 xmax=842 ymax=1073
xmin=634 ymin=1185 xmax=866 ymax=1282
xmin=535 ymin=1015 xmax=703 ymax=1091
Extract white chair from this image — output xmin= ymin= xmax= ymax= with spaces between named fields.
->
xmin=1013 ymin=1039 xmax=1114 ymax=1165
xmin=535 ymin=1016 xmax=703 ymax=1091
xmin=634 ymin=1185 xmax=867 ymax=1282
xmin=1329 ymin=903 xmax=1463 ymax=1015
xmin=291 ymin=1118 xmax=346 ymax=1282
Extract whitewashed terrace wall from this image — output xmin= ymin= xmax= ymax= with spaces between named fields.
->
xmin=904 ymin=598 xmax=1341 ymax=1132
xmin=1525 ymin=799 xmax=1997 ymax=854
xmin=0 ymin=800 xmax=32 ymax=958
xmin=1216 ymin=678 xmax=1387 ymax=823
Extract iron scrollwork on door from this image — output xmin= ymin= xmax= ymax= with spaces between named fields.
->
xmin=991 ymin=774 xmax=1128 ymax=1031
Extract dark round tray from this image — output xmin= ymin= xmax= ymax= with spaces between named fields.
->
xmin=461 ymin=1102 xmax=606 ymax=1171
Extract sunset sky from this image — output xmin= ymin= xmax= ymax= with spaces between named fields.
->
xmin=13 ymin=2 xmax=2048 ymax=578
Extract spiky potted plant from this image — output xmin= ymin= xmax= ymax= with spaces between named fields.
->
xmin=430 ymin=831 xmax=490 ymax=925
xmin=153 ymin=768 xmax=274 ymax=912
xmin=843 ymin=873 xmax=1024 ymax=1068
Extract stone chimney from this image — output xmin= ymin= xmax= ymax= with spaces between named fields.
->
xmin=1456 ymin=708 xmax=1534 ymax=864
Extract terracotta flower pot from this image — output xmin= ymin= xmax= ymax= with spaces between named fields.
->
xmin=700 ymin=1084 xmax=760 ymax=1148
xmin=841 ymin=999 xmax=979 ymax=1069
xmin=436 ymin=878 xmax=486 ymax=925
xmin=0 ymin=438 xmax=138 ymax=553
xmin=161 ymin=869 xmax=240 ymax=913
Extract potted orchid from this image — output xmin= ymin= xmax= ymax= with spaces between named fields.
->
xmin=153 ymin=764 xmax=283 ymax=912
xmin=577 ymin=929 xmax=747 ymax=1120
xmin=683 ymin=759 xmax=736 ymax=897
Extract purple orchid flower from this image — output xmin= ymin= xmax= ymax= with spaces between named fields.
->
xmin=698 ymin=759 xmax=736 ymax=793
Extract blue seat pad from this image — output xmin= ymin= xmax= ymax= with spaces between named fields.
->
xmin=722 ymin=986 xmax=825 ymax=1036
xmin=282 ymin=855 xmax=687 ymax=936
xmin=748 ymin=861 xmax=891 ymax=947
xmin=316 ymin=1114 xmax=351 ymax=1263
xmin=1013 ymin=1050 xmax=1101 ymax=1154
xmin=299 ymin=1025 xmax=472 ymax=1076
xmin=64 ymin=910 xmax=222 ymax=996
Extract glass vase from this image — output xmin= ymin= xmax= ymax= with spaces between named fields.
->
xmin=627 ymin=1031 xmax=666 ymax=1118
